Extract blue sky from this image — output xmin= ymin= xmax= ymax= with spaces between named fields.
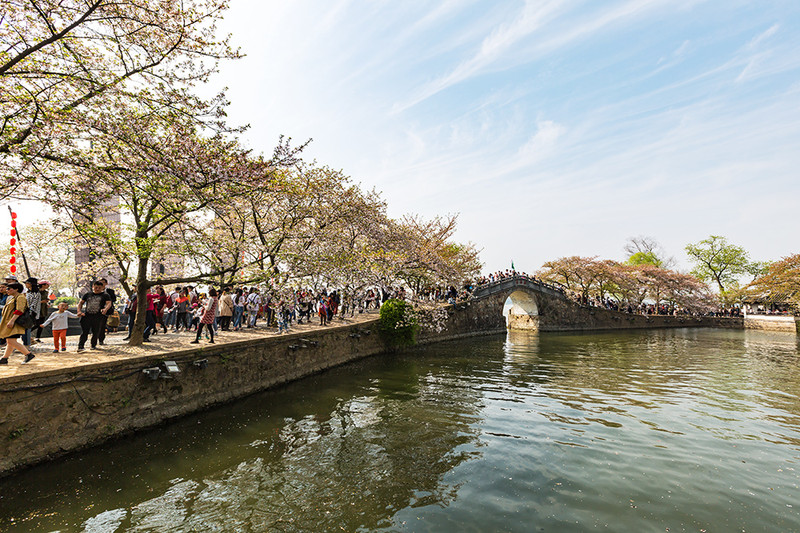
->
xmin=209 ymin=0 xmax=800 ymax=274
xmin=210 ymin=1 xmax=800 ymax=274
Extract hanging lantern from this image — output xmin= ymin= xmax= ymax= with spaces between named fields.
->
xmin=9 ymin=247 xmax=14 ymax=254
xmin=9 ymin=256 xmax=15 ymax=264
xmin=10 ymin=265 xmax=16 ymax=273
xmin=9 ymin=212 xmax=16 ymax=219
xmin=10 ymin=229 xmax=15 ymax=237
xmin=10 ymin=220 xmax=15 ymax=228
xmin=10 ymin=238 xmax=15 ymax=246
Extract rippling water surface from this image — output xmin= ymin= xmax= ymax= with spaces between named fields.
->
xmin=1 ymin=328 xmax=800 ymax=532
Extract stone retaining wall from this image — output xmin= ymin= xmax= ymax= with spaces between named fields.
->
xmin=417 ymin=295 xmax=743 ymax=338
xmin=743 ymin=315 xmax=799 ymax=333
xmin=0 ymin=321 xmax=382 ymax=477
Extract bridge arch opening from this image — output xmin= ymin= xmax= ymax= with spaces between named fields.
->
xmin=502 ymin=290 xmax=540 ymax=331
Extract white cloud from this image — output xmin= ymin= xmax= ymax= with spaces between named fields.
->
xmin=207 ymin=1 xmax=800 ymax=273
xmin=517 ymin=120 xmax=566 ymax=165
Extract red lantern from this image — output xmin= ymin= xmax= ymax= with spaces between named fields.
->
xmin=10 ymin=265 xmax=16 ymax=273
xmin=10 ymin=238 xmax=15 ymax=246
xmin=10 ymin=212 xmax=16 ymax=219
xmin=10 ymin=229 xmax=15 ymax=237
xmin=9 ymin=256 xmax=15 ymax=264
xmin=10 ymin=220 xmax=15 ymax=228
xmin=9 ymin=247 xmax=14 ymax=254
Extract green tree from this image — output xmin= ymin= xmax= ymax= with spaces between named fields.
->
xmin=627 ymin=251 xmax=663 ymax=267
xmin=379 ymin=299 xmax=419 ymax=348
xmin=685 ymin=235 xmax=755 ymax=295
xmin=624 ymin=236 xmax=674 ymax=268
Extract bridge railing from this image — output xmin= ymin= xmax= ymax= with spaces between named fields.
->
xmin=470 ymin=274 xmax=568 ymax=300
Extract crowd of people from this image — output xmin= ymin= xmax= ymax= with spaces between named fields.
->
xmin=0 ymin=275 xmax=416 ymax=364
xmin=1 ymin=267 xmax=752 ymax=366
xmin=120 ymin=284 xmax=398 ymax=346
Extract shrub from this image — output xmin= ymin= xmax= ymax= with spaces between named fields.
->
xmin=378 ymin=298 xmax=419 ymax=348
xmin=54 ymin=296 xmax=77 ymax=306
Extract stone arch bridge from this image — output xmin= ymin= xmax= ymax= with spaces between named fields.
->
xmin=418 ymin=276 xmax=740 ymax=340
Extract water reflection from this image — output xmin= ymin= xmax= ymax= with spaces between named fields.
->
xmin=0 ymin=329 xmax=799 ymax=532
xmin=0 ymin=356 xmax=486 ymax=532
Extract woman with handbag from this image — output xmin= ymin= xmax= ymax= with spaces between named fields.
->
xmin=0 ymin=282 xmax=35 ymax=364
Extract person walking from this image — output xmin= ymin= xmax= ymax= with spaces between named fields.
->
xmin=165 ymin=286 xmax=179 ymax=330
xmin=246 ymin=288 xmax=261 ymax=328
xmin=190 ymin=288 xmax=218 ymax=344
xmin=122 ymin=291 xmax=137 ymax=341
xmin=0 ymin=282 xmax=8 ymax=349
xmin=0 ymin=282 xmax=35 ymax=364
xmin=22 ymin=277 xmax=41 ymax=347
xmin=40 ymin=302 xmax=78 ymax=353
xmin=76 ymin=281 xmax=113 ymax=352
xmin=318 ymin=296 xmax=328 ymax=326
xmin=142 ymin=287 xmax=159 ymax=342
xmin=97 ymin=278 xmax=116 ymax=345
xmin=154 ymin=286 xmax=168 ymax=334
xmin=277 ymin=300 xmax=290 ymax=334
xmin=34 ymin=280 xmax=51 ymax=342
xmin=174 ymin=288 xmax=190 ymax=332
xmin=219 ymin=288 xmax=234 ymax=331
xmin=232 ymin=288 xmax=245 ymax=331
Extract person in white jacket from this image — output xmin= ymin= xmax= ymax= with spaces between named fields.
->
xmin=40 ymin=302 xmax=79 ymax=353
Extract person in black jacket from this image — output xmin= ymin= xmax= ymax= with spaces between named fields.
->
xmin=98 ymin=278 xmax=116 ymax=345
xmin=122 ymin=290 xmax=137 ymax=341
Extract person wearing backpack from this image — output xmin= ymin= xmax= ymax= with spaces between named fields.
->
xmin=0 ymin=282 xmax=35 ymax=364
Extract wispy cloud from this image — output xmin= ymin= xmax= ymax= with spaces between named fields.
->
xmin=394 ymin=0 xmax=567 ymax=112
xmin=212 ymin=0 xmax=800 ymax=271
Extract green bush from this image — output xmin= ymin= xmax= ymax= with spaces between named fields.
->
xmin=55 ymin=296 xmax=77 ymax=306
xmin=379 ymin=298 xmax=419 ymax=348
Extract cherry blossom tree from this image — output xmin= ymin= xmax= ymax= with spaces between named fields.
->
xmin=1 ymin=0 xmax=238 ymax=198
xmin=747 ymin=254 xmax=800 ymax=311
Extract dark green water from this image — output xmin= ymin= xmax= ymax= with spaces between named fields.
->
xmin=1 ymin=328 xmax=800 ymax=532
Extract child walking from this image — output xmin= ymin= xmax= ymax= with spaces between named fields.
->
xmin=40 ymin=302 xmax=78 ymax=353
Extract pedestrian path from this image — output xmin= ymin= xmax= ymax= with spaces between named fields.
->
xmin=1 ymin=312 xmax=380 ymax=380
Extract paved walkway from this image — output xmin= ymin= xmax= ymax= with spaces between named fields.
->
xmin=0 ymin=311 xmax=380 ymax=380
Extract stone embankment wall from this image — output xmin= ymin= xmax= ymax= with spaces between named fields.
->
xmin=417 ymin=292 xmax=743 ymax=339
xmin=0 ymin=321 xmax=381 ymax=477
xmin=743 ymin=315 xmax=799 ymax=333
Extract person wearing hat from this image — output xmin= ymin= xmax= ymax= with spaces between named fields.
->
xmin=0 ymin=282 xmax=35 ymax=364
xmin=35 ymin=280 xmax=51 ymax=343
xmin=22 ymin=277 xmax=40 ymax=347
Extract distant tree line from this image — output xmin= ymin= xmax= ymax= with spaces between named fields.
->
xmin=536 ymin=236 xmax=798 ymax=313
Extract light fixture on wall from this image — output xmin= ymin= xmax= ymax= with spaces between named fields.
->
xmin=142 ymin=367 xmax=161 ymax=380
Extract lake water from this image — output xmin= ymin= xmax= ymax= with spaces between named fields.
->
xmin=1 ymin=328 xmax=799 ymax=532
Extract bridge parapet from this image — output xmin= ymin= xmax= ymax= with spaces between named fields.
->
xmin=471 ymin=275 xmax=566 ymax=301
